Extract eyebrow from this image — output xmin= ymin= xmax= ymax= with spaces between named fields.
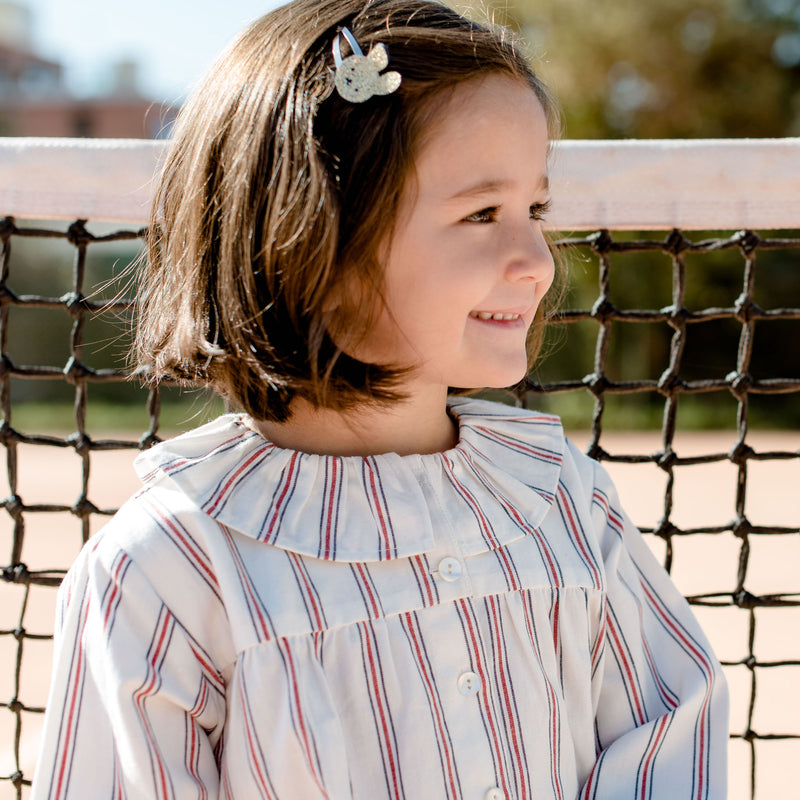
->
xmin=445 ymin=174 xmax=550 ymax=201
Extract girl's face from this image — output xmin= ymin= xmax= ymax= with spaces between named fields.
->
xmin=357 ymin=73 xmax=554 ymax=394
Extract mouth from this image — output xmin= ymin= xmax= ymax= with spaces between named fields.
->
xmin=469 ymin=311 xmax=523 ymax=322
xmin=467 ymin=308 xmax=532 ymax=328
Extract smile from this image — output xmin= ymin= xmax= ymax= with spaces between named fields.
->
xmin=469 ymin=311 xmax=523 ymax=321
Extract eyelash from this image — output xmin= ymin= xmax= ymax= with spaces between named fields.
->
xmin=463 ymin=199 xmax=552 ymax=224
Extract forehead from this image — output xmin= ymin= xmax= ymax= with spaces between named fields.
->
xmin=412 ymin=74 xmax=550 ymax=199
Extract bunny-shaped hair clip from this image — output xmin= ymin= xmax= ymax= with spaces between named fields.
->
xmin=333 ymin=27 xmax=402 ymax=103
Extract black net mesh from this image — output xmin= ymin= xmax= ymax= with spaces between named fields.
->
xmin=0 ymin=217 xmax=798 ymax=799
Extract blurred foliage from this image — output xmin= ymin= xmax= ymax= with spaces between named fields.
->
xmin=457 ymin=0 xmax=800 ymax=138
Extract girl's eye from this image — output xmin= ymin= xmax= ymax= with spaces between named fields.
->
xmin=462 ymin=207 xmax=498 ymax=224
xmin=530 ymin=199 xmax=552 ymax=221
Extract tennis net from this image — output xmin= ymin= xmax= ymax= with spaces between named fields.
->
xmin=1 ymin=136 xmax=798 ymax=800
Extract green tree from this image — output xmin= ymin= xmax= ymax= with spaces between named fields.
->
xmin=458 ymin=0 xmax=800 ymax=138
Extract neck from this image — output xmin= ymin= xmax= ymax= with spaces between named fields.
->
xmin=251 ymin=385 xmax=457 ymax=457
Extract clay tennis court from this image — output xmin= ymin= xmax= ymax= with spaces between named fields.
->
xmin=1 ymin=427 xmax=797 ymax=799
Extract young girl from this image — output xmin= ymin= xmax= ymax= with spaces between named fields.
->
xmin=32 ymin=1 xmax=728 ymax=797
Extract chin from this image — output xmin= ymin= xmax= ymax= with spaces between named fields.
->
xmin=452 ymin=362 xmax=529 ymax=391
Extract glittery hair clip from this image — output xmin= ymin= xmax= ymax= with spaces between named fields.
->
xmin=332 ymin=27 xmax=402 ymax=103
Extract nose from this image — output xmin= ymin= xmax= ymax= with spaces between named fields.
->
xmin=504 ymin=222 xmax=555 ymax=286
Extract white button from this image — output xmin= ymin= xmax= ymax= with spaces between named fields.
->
xmin=485 ymin=789 xmax=504 ymax=800
xmin=437 ymin=556 xmax=462 ymax=581
xmin=457 ymin=670 xmax=481 ymax=696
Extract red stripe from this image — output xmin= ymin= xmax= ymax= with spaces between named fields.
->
xmin=551 ymin=595 xmax=561 ymax=658
xmin=442 ymin=456 xmax=500 ymax=549
xmin=189 ymin=641 xmax=225 ymax=694
xmin=238 ymin=680 xmax=276 ymax=799
xmin=365 ymin=459 xmax=393 ymax=557
xmin=279 ymin=641 xmax=329 ymax=797
xmin=640 ymin=633 xmax=679 ymax=711
xmin=639 ymin=581 xmax=713 ymax=799
xmin=558 ymin=486 xmax=602 ymax=590
xmin=410 ymin=555 xmax=436 ymax=607
xmin=133 ymin=609 xmax=174 ymax=800
xmin=522 ymin=591 xmax=564 ymax=800
xmin=606 ymin=613 xmax=647 ymax=726
xmin=289 ymin=552 xmax=325 ymax=630
xmin=360 ymin=622 xmax=403 ymax=799
xmin=321 ymin=458 xmax=340 ymax=559
xmin=146 ymin=499 xmax=220 ymax=590
xmin=161 ymin=431 xmax=251 ymax=477
xmin=222 ymin=527 xmax=272 ymax=640
xmin=456 ymin=599 xmax=511 ymax=796
xmin=495 ymin=546 xmax=520 ymax=591
xmin=638 ymin=715 xmax=670 ymax=800
xmin=113 ymin=757 xmax=124 ymax=800
xmin=475 ymin=426 xmax=563 ymax=463
xmin=462 ymin=448 xmax=561 ymax=584
xmin=100 ymin=553 xmax=128 ymax=630
xmin=593 ymin=491 xmax=626 ymax=539
xmin=590 ymin=611 xmax=606 ymax=673
xmin=486 ymin=596 xmax=528 ymax=799
xmin=354 ymin=563 xmax=382 ymax=619
xmin=52 ymin=593 xmax=91 ymax=800
xmin=264 ymin=451 xmax=301 ymax=542
xmin=185 ymin=681 xmax=208 ymax=800
xmin=205 ymin=443 xmax=271 ymax=515
xmin=640 ymin=581 xmax=713 ymax=677
xmin=401 ymin=614 xmax=460 ymax=800
xmin=578 ymin=752 xmax=604 ymax=800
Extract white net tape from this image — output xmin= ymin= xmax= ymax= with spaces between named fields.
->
xmin=1 ymin=136 xmax=800 ymax=229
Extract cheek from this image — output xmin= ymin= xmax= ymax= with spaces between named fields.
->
xmin=542 ymin=252 xmax=557 ymax=295
xmin=540 ymin=259 xmax=556 ymax=296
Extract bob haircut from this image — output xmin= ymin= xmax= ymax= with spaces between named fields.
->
xmin=136 ymin=0 xmax=559 ymax=422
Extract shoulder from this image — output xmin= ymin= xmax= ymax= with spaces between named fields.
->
xmin=60 ymin=478 xmax=235 ymax=669
xmin=62 ymin=417 xmax=260 ymax=630
xmin=133 ymin=412 xmax=267 ymax=490
xmin=74 ymin=482 xmax=223 ymax=602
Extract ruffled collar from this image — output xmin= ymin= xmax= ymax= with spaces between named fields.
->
xmin=134 ymin=397 xmax=565 ymax=563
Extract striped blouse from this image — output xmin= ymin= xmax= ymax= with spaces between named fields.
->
xmin=32 ymin=397 xmax=728 ymax=800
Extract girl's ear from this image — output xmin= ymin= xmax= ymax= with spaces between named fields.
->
xmin=322 ymin=273 xmax=354 ymax=313
xmin=321 ymin=287 xmax=343 ymax=313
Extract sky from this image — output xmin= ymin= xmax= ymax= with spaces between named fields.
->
xmin=16 ymin=0 xmax=289 ymax=103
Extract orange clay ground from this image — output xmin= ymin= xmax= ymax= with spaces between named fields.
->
xmin=1 ymin=428 xmax=798 ymax=800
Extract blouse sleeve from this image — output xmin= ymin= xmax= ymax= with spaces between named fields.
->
xmin=31 ymin=531 xmax=227 ymax=800
xmin=581 ymin=459 xmax=729 ymax=799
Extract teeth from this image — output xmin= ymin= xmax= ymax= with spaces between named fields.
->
xmin=470 ymin=311 xmax=521 ymax=321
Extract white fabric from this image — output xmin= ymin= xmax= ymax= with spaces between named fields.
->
xmin=31 ymin=397 xmax=728 ymax=799
xmin=2 ymin=135 xmax=799 ymax=229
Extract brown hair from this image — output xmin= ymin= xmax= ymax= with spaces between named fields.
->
xmin=136 ymin=0 xmax=559 ymax=421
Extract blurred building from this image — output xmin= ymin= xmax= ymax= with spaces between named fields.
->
xmin=0 ymin=1 xmax=176 ymax=138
